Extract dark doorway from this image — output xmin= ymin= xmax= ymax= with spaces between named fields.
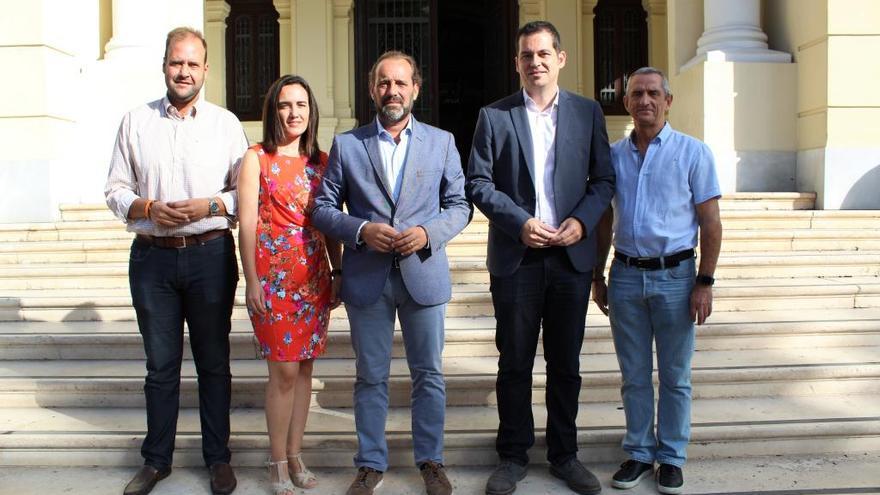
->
xmin=437 ymin=0 xmax=519 ymax=161
xmin=355 ymin=0 xmax=519 ymax=164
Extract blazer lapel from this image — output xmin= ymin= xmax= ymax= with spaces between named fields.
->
xmin=395 ymin=117 xmax=423 ymax=205
xmin=553 ymin=90 xmax=575 ymax=211
xmin=362 ymin=126 xmax=395 ymax=202
xmin=511 ymin=102 xmax=536 ymax=185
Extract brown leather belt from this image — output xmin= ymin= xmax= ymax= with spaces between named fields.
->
xmin=136 ymin=229 xmax=229 ymax=249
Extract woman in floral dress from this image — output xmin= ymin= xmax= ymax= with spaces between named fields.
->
xmin=238 ymin=75 xmax=341 ymax=495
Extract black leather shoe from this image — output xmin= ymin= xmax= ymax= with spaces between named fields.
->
xmin=611 ymin=459 xmax=653 ymax=489
xmin=209 ymin=463 xmax=237 ymax=494
xmin=485 ymin=460 xmax=527 ymax=495
xmin=549 ymin=458 xmax=601 ymax=495
xmin=123 ymin=465 xmax=171 ymax=495
xmin=656 ymin=464 xmax=684 ymax=495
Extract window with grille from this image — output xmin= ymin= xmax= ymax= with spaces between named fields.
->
xmin=593 ymin=0 xmax=648 ymax=115
xmin=226 ymin=0 xmax=279 ymax=121
xmin=354 ymin=0 xmax=437 ymax=125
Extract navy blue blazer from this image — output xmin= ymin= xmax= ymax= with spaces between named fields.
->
xmin=466 ymin=90 xmax=615 ymax=277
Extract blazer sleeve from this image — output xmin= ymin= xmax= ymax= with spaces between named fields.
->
xmin=567 ymin=101 xmax=615 ymax=236
xmin=466 ymin=107 xmax=532 ymax=240
xmin=421 ymin=132 xmax=471 ymax=253
xmin=311 ymin=136 xmax=367 ymax=248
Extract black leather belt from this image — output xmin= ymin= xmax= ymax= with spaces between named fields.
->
xmin=614 ymin=248 xmax=695 ymax=270
xmin=136 ymin=229 xmax=229 ymax=249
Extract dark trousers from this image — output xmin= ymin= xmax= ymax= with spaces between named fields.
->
xmin=128 ymin=233 xmax=238 ymax=469
xmin=490 ymin=247 xmax=590 ymax=466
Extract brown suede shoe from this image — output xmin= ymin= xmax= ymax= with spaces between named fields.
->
xmin=209 ymin=463 xmax=237 ymax=495
xmin=123 ymin=465 xmax=171 ymax=495
xmin=420 ymin=461 xmax=453 ymax=495
xmin=346 ymin=467 xmax=384 ymax=495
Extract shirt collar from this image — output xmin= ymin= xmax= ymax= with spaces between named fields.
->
xmin=522 ymin=88 xmax=559 ymax=113
xmin=375 ymin=114 xmax=414 ymax=141
xmin=628 ymin=121 xmax=672 ymax=149
xmin=162 ymin=95 xmax=201 ymax=119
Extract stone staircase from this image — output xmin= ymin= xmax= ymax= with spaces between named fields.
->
xmin=1 ymin=193 xmax=879 ymax=470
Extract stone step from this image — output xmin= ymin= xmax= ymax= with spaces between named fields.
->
xmin=2 ymin=276 xmax=879 ymax=321
xmin=2 ymin=248 xmax=879 ymax=289
xmin=1 ymin=308 xmax=879 ymax=360
xmin=716 ymin=192 xmax=816 ymax=210
xmin=0 ymin=393 xmax=876 ymax=466
xmin=1 ymin=344 xmax=878 ymax=408
xmin=4 ymin=229 xmax=880 ymax=262
xmin=54 ymin=194 xmax=816 ymax=222
xmin=2 ymin=453 xmax=879 ymax=494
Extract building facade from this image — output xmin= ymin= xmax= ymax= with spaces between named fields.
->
xmin=1 ymin=0 xmax=878 ymax=223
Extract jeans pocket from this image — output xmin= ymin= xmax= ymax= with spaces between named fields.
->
xmin=667 ymin=260 xmax=695 ymax=279
xmin=129 ymin=242 xmax=152 ymax=263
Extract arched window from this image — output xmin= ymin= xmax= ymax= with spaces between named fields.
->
xmin=226 ymin=0 xmax=279 ymax=121
xmin=594 ymin=0 xmax=648 ymax=115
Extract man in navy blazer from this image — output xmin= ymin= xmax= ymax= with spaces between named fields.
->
xmin=467 ymin=21 xmax=615 ymax=495
xmin=311 ymin=51 xmax=469 ymax=495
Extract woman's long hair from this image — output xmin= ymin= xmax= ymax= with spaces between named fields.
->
xmin=260 ymin=74 xmax=321 ymax=163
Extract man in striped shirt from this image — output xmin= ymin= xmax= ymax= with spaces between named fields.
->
xmin=105 ymin=26 xmax=248 ymax=495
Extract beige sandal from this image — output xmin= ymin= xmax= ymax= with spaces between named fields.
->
xmin=267 ymin=459 xmax=296 ymax=495
xmin=288 ymin=452 xmax=318 ymax=489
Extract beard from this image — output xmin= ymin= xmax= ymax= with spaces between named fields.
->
xmin=376 ymin=95 xmax=413 ymax=124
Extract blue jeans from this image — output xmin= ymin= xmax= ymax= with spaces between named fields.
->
xmin=345 ymin=268 xmax=446 ymax=472
xmin=129 ymin=233 xmax=238 ymax=468
xmin=607 ymin=257 xmax=695 ymax=467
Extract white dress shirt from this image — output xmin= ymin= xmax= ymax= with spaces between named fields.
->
xmin=104 ymin=97 xmax=249 ymax=236
xmin=523 ymin=89 xmax=559 ymax=228
xmin=376 ymin=116 xmax=413 ymax=202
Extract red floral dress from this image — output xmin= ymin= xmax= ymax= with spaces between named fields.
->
xmin=249 ymin=144 xmax=331 ymax=361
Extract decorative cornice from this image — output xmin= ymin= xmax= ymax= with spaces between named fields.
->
xmin=273 ymin=0 xmax=291 ymax=19
xmin=519 ymin=0 xmax=545 ymax=20
xmin=205 ymin=0 xmax=231 ymax=22
xmin=642 ymin=0 xmax=667 ymax=16
xmin=332 ymin=0 xmax=353 ymax=18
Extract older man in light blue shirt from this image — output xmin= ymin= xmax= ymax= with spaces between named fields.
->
xmin=593 ymin=67 xmax=722 ymax=495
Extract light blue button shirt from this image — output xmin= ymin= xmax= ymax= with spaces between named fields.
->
xmin=610 ymin=122 xmax=721 ymax=257
xmin=376 ymin=116 xmax=413 ymax=202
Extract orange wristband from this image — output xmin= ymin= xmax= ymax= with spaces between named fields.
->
xmin=144 ymin=200 xmax=155 ymax=220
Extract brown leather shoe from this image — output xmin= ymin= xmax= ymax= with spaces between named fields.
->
xmin=209 ymin=463 xmax=237 ymax=494
xmin=123 ymin=465 xmax=171 ymax=495
xmin=420 ymin=461 xmax=453 ymax=495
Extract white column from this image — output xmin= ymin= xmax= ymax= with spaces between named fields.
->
xmin=643 ymin=0 xmax=668 ymax=73
xmin=683 ymin=0 xmax=789 ymax=70
xmin=274 ymin=0 xmax=294 ymax=75
xmin=103 ymin=0 xmax=168 ymax=63
xmin=332 ymin=0 xmax=357 ymax=130
xmin=204 ymin=1 xmax=231 ymax=106
xmin=674 ymin=0 xmax=796 ymax=195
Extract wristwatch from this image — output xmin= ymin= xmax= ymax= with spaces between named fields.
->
xmin=208 ymin=198 xmax=220 ymax=217
xmin=696 ymin=274 xmax=715 ymax=286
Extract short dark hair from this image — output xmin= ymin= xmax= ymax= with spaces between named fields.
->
xmin=368 ymin=50 xmax=422 ymax=88
xmin=164 ymin=27 xmax=207 ymax=64
xmin=516 ymin=20 xmax=562 ymax=52
xmin=260 ymin=75 xmax=322 ymax=163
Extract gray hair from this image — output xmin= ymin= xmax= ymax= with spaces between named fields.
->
xmin=626 ymin=67 xmax=673 ymax=97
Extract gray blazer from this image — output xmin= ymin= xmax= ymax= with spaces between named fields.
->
xmin=466 ymin=90 xmax=616 ymax=277
xmin=311 ymin=117 xmax=470 ymax=307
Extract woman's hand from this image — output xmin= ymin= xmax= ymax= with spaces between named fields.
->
xmin=246 ymin=282 xmax=267 ymax=316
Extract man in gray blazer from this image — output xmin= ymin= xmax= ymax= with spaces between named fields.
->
xmin=311 ymin=51 xmax=470 ymax=495
xmin=467 ymin=21 xmax=615 ymax=495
